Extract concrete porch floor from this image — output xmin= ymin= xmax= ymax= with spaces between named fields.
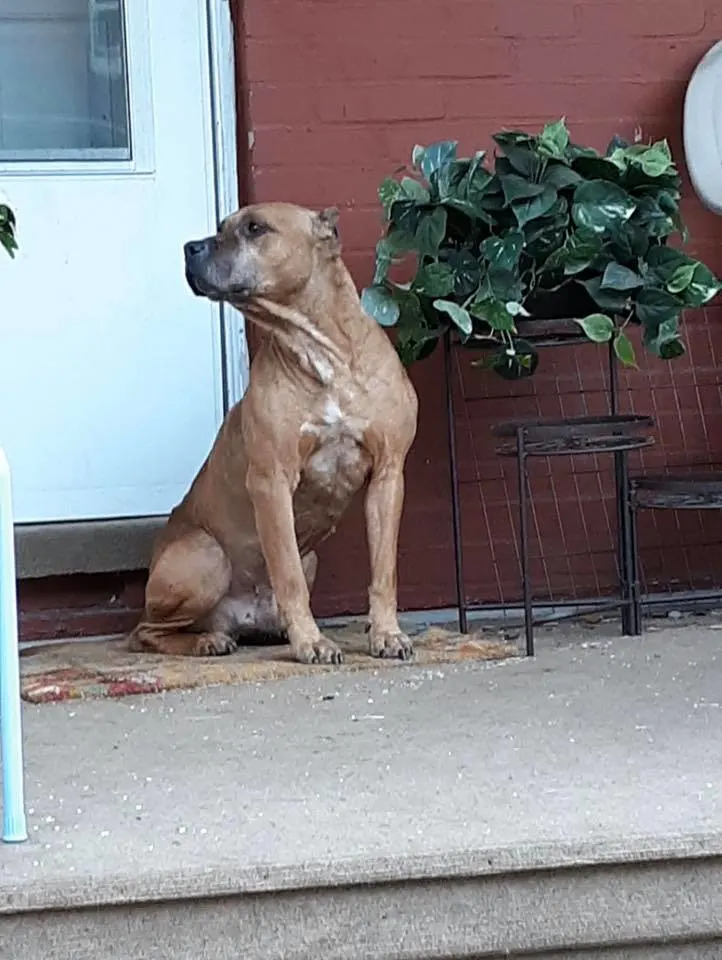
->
xmin=2 ymin=623 xmax=722 ymax=959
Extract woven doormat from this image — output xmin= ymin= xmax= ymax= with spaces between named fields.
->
xmin=20 ymin=624 xmax=518 ymax=704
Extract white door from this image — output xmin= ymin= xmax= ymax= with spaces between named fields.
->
xmin=0 ymin=0 xmax=236 ymax=523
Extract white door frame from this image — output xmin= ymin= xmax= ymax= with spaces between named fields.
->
xmin=205 ymin=0 xmax=249 ymax=410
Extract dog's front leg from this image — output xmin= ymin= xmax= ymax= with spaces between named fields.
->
xmin=364 ymin=461 xmax=413 ymax=660
xmin=246 ymin=467 xmax=343 ymax=665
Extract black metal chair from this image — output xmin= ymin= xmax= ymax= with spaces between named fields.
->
xmin=628 ymin=473 xmax=722 ymax=627
xmin=493 ymin=416 xmax=655 ymax=656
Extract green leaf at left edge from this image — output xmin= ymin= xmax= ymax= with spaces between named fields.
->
xmin=572 ymin=180 xmax=636 ymax=233
xmin=361 ymin=285 xmax=401 ymax=327
xmin=0 ymin=231 xmax=17 ymax=257
xmin=613 ymin=331 xmax=638 ymax=368
xmin=414 ymin=206 xmax=447 ymax=259
xmin=433 ymin=298 xmax=473 ymax=335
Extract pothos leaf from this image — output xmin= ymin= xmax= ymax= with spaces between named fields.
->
xmin=361 ymin=285 xmax=400 ymax=327
xmin=432 ymin=298 xmax=473 ymax=335
xmin=574 ymin=313 xmax=615 ymax=343
xmin=613 ymin=331 xmax=637 ymax=367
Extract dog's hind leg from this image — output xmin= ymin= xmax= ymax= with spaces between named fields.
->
xmin=128 ymin=530 xmax=235 ymax=657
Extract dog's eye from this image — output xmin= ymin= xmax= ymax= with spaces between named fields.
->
xmin=243 ymin=219 xmax=265 ymax=238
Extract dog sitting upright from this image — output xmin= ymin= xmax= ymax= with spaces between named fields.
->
xmin=128 ymin=203 xmax=418 ymax=665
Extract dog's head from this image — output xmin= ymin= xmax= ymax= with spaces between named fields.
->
xmin=184 ymin=202 xmax=341 ymax=306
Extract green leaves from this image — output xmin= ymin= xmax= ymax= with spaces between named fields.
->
xmin=575 ymin=313 xmax=638 ymax=367
xmin=378 ymin=178 xmax=403 ymax=218
xmin=400 ymin=177 xmax=429 ymax=203
xmin=574 ymin=313 xmax=615 ymax=343
xmin=414 ymin=207 xmax=447 ymax=259
xmin=412 ymin=141 xmax=457 ymax=182
xmin=0 ymin=203 xmax=17 ymax=258
xmin=360 ymin=285 xmax=400 ymax=327
xmin=613 ymin=331 xmax=637 ymax=367
xmin=644 ymin=316 xmax=685 ymax=360
xmin=601 ymin=262 xmax=643 ymax=291
xmin=365 ymin=119 xmax=721 ymax=379
xmin=666 ymin=263 xmax=697 ymax=294
xmin=489 ymin=339 xmax=540 ymax=380
xmin=684 ymin=263 xmax=722 ymax=307
xmin=481 ymin=232 xmax=524 ymax=272
xmin=432 ymin=298 xmax=472 ymax=335
xmin=538 ymin=118 xmax=570 ymax=159
xmin=513 ymin=185 xmax=558 ymax=227
xmin=469 ymin=297 xmax=516 ymax=332
xmin=412 ymin=262 xmax=454 ymax=297
xmin=572 ymin=180 xmax=636 ymax=233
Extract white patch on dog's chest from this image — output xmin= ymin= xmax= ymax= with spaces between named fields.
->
xmin=301 ymin=399 xmax=369 ymax=495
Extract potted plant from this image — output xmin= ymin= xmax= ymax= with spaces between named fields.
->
xmin=0 ymin=193 xmax=17 ymax=259
xmin=361 ymin=119 xmax=721 ymax=379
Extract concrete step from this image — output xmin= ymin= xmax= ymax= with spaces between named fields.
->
xmin=3 ymin=837 xmax=722 ymax=958
xmin=2 ymin=625 xmax=722 ymax=958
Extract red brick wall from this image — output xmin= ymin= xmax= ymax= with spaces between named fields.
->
xmin=236 ymin=0 xmax=722 ymax=617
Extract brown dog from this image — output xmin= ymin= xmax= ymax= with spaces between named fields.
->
xmin=128 ymin=202 xmax=418 ymax=664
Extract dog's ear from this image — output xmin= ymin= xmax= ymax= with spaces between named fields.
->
xmin=313 ymin=207 xmax=341 ymax=257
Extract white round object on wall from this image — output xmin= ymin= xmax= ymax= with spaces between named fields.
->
xmin=684 ymin=39 xmax=722 ymax=215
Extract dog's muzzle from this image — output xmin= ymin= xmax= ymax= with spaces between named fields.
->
xmin=184 ymin=237 xmax=216 ymax=298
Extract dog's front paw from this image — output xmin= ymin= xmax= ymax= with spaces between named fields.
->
xmin=369 ymin=629 xmax=413 ymax=661
xmin=293 ymin=633 xmax=344 ymax=665
xmin=194 ymin=632 xmax=238 ymax=657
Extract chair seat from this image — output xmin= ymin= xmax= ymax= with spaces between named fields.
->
xmin=631 ymin=474 xmax=722 ymax=510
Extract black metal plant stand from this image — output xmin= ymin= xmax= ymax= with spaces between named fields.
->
xmin=443 ymin=321 xmax=656 ymax=654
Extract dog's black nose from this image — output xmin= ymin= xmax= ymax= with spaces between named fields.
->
xmin=184 ymin=238 xmax=209 ymax=261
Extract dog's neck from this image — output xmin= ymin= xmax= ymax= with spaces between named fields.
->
xmin=241 ymin=259 xmax=370 ymax=387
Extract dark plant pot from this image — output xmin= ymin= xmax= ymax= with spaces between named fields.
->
xmin=524 ymin=282 xmax=598 ymax=321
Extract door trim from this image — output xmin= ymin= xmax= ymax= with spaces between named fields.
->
xmin=16 ymin=0 xmax=246 ymax=579
xmin=206 ymin=0 xmax=249 ymax=409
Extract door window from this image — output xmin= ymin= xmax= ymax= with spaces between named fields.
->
xmin=0 ymin=0 xmax=130 ymax=161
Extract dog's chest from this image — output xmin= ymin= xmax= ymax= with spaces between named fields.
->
xmin=300 ymin=399 xmax=371 ymax=500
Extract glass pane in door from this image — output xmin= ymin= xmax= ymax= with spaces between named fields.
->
xmin=0 ymin=0 xmax=130 ymax=161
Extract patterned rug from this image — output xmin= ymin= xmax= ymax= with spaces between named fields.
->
xmin=19 ymin=623 xmax=518 ymax=703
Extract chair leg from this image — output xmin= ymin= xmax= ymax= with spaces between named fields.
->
xmin=628 ymin=500 xmax=642 ymax=636
xmin=443 ymin=333 xmax=467 ymax=634
xmin=0 ymin=449 xmax=28 ymax=843
xmin=516 ymin=429 xmax=534 ymax=657
xmin=615 ymin=451 xmax=634 ymax=636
